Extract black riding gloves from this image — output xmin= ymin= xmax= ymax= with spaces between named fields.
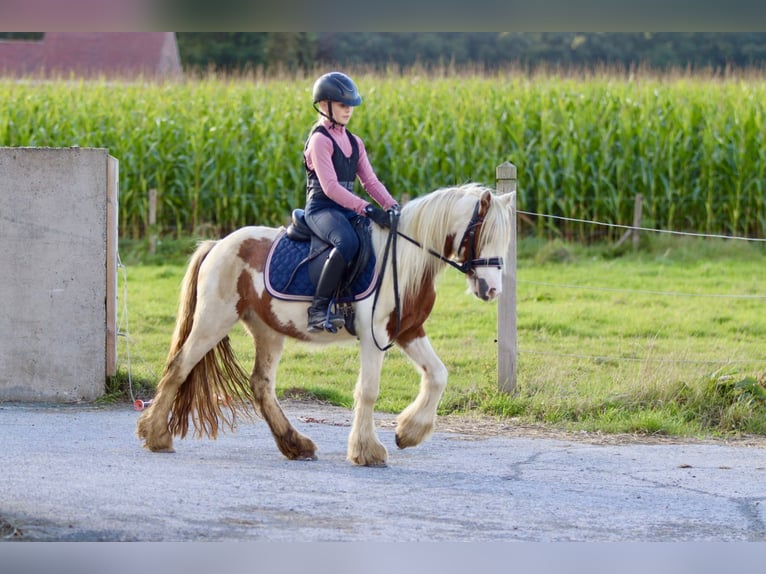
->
xmin=387 ymin=204 xmax=401 ymax=229
xmin=365 ymin=204 xmax=391 ymax=228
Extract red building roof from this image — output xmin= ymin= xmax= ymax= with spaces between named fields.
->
xmin=0 ymin=33 xmax=182 ymax=78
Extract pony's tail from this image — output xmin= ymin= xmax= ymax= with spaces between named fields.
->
xmin=164 ymin=240 xmax=256 ymax=440
xmin=165 ymin=240 xmax=217 ymax=364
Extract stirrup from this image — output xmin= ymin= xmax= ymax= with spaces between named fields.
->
xmin=307 ymin=307 xmax=345 ymax=333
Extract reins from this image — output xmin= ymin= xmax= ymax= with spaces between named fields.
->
xmin=369 ymin=200 xmax=504 ymax=352
xmin=370 ymin=212 xmax=401 ymax=351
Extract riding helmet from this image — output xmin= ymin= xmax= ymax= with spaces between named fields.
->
xmin=312 ymin=72 xmax=362 ymax=106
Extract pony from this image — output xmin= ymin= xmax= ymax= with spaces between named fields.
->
xmin=136 ymin=183 xmax=514 ymax=467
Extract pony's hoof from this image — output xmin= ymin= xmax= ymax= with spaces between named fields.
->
xmin=395 ymin=431 xmax=420 ymax=449
xmin=347 ymin=449 xmax=388 ymax=467
xmin=144 ymin=445 xmax=176 ymax=453
xmin=279 ymin=434 xmax=317 ymax=461
xmin=394 ymin=417 xmax=434 ymax=449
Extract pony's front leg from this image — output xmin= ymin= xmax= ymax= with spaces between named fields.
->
xmin=347 ymin=341 xmax=388 ymax=467
xmin=394 ymin=335 xmax=447 ymax=449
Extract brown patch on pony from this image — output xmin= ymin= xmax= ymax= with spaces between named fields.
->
xmin=457 ymin=194 xmax=490 ymax=267
xmin=236 ymin=269 xmax=257 ymax=317
xmin=237 ymin=237 xmax=271 ymax=272
xmin=236 ymin=269 xmax=310 ymax=341
xmin=442 ymin=233 xmax=456 ymax=259
xmin=389 ymin=271 xmax=437 ymax=347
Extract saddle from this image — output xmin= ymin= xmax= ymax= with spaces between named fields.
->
xmin=264 ymin=210 xmax=379 ymax=333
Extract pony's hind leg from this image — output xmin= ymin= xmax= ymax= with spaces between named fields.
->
xmin=136 ymin=355 xmax=187 ymax=452
xmin=244 ymin=317 xmax=317 ymax=460
xmin=394 ymin=335 xmax=448 ymax=449
xmin=136 ymin=321 xmax=236 ymax=452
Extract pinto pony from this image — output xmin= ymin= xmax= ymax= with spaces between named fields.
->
xmin=136 ymin=183 xmax=514 ymax=466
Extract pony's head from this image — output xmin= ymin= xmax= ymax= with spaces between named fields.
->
xmin=398 ymin=183 xmax=514 ymax=302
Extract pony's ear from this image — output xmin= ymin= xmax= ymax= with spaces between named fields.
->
xmin=495 ymin=191 xmax=515 ymax=209
xmin=479 ymin=188 xmax=493 ymax=217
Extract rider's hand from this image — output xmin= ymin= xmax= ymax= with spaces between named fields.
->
xmin=365 ymin=204 xmax=390 ymax=228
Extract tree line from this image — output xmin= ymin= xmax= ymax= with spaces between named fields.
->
xmin=3 ymin=32 xmax=765 ymax=73
xmin=174 ymin=33 xmax=766 ymax=73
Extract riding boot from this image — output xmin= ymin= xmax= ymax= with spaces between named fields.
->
xmin=307 ymin=248 xmax=347 ymax=333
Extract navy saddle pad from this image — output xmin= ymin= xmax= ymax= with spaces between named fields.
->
xmin=264 ymin=230 xmax=379 ymax=302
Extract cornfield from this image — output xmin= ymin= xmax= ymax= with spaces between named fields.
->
xmin=1 ymin=70 xmax=765 ymax=240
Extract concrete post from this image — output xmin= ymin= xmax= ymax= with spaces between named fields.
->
xmin=0 ymin=147 xmax=118 ymax=401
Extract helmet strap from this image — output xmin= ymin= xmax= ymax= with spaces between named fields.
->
xmin=314 ymin=101 xmax=342 ymax=128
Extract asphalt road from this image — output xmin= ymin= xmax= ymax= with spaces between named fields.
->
xmin=2 ymin=399 xmax=766 ymax=543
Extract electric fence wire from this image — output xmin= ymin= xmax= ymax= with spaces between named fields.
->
xmin=517 ymin=210 xmax=766 ymax=242
xmin=116 ymin=252 xmax=157 ymax=406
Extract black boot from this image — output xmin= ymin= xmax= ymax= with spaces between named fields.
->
xmin=307 ymin=248 xmax=347 ymax=333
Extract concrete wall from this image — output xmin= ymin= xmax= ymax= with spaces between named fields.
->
xmin=0 ymin=147 xmax=118 ymax=402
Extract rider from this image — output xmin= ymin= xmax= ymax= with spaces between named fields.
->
xmin=303 ymin=71 xmax=400 ymax=333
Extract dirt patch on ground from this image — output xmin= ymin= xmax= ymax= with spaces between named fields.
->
xmin=431 ymin=414 xmax=766 ymax=448
xmin=284 ymin=398 xmax=766 ymax=449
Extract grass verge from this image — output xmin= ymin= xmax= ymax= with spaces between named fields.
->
xmin=109 ymin=235 xmax=766 ymax=438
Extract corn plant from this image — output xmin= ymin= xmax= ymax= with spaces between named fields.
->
xmin=1 ymin=70 xmax=765 ymax=239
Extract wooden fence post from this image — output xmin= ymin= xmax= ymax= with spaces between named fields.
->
xmin=496 ymin=161 xmax=517 ymax=393
xmin=148 ymin=188 xmax=157 ymax=255
xmin=615 ymin=193 xmax=644 ymax=249
xmin=632 ymin=193 xmax=643 ymax=250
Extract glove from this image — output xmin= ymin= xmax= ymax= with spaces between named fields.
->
xmin=365 ymin=204 xmax=390 ymax=228
xmin=387 ymin=204 xmax=401 ymax=228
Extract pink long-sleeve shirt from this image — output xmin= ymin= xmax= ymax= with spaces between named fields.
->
xmin=304 ymin=119 xmax=398 ymax=215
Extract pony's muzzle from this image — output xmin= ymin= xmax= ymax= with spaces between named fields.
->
xmin=477 ymin=278 xmax=499 ymax=301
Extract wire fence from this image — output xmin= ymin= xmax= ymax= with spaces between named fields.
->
xmin=515 ymin=210 xmax=766 ymax=367
xmin=518 ymin=210 xmax=766 ymax=242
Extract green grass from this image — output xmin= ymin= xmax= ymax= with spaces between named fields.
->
xmin=110 ymin=235 xmax=766 ymax=438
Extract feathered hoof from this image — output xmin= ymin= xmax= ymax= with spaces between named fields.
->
xmin=394 ymin=416 xmax=434 ymax=449
xmin=278 ymin=431 xmax=318 ymax=461
xmin=294 ymin=453 xmax=319 ymax=462
xmin=136 ymin=418 xmax=175 ymax=453
xmin=144 ymin=444 xmax=176 ymax=453
xmin=347 ymin=440 xmax=388 ymax=467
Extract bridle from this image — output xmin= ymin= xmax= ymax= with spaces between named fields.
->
xmin=401 ymin=200 xmax=505 ymax=275
xmin=370 ymin=199 xmax=504 ymax=351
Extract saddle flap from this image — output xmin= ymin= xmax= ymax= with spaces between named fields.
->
xmin=264 ymin=223 xmax=379 ymax=304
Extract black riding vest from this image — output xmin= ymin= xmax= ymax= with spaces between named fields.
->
xmin=304 ymin=124 xmax=359 ymax=203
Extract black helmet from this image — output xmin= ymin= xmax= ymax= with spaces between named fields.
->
xmin=312 ymin=72 xmax=362 ymax=107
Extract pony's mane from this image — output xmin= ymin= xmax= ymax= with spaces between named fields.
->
xmin=377 ymin=183 xmax=513 ymax=300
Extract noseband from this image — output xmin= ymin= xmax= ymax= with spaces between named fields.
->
xmin=371 ymin=199 xmax=504 ymax=351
